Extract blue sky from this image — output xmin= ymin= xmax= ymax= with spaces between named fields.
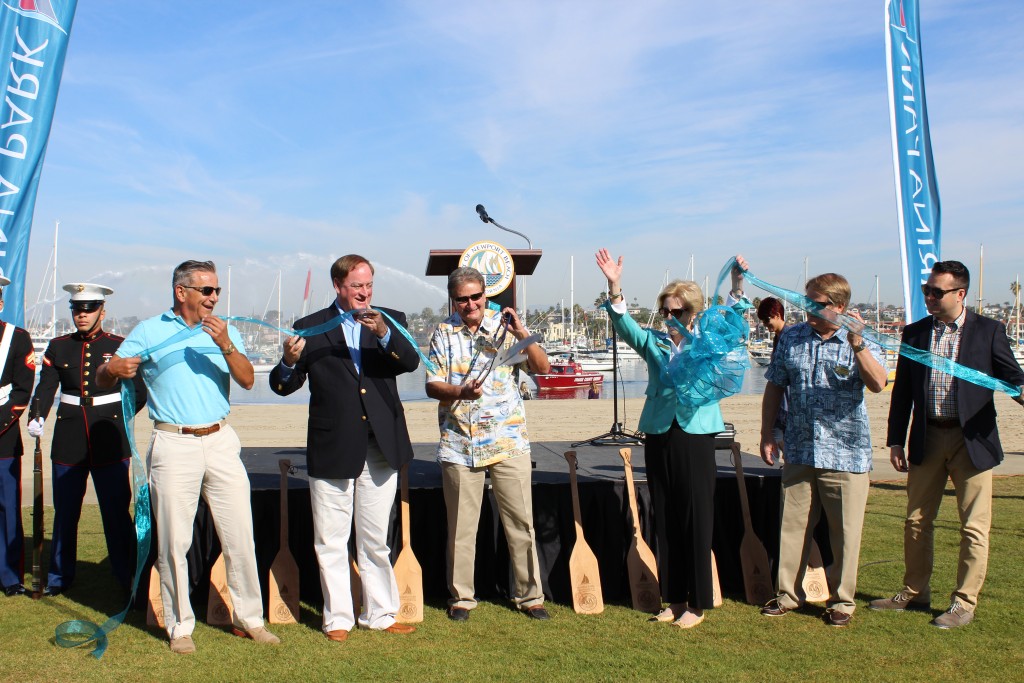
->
xmin=23 ymin=0 xmax=1024 ymax=328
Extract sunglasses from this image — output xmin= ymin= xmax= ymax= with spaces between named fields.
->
xmin=454 ymin=291 xmax=485 ymax=305
xmin=181 ymin=285 xmax=222 ymax=296
xmin=921 ymin=284 xmax=960 ymax=299
xmin=660 ymin=307 xmax=690 ymax=319
xmin=70 ymin=302 xmax=103 ymax=313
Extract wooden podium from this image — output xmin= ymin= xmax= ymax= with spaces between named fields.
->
xmin=425 ymin=248 xmax=542 ymax=310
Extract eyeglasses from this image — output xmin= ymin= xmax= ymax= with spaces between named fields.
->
xmin=341 ymin=281 xmax=372 ymax=291
xmin=70 ymin=302 xmax=103 ymax=313
xmin=454 ymin=291 xmax=485 ymax=305
xmin=181 ymin=285 xmax=222 ymax=296
xmin=660 ymin=307 xmax=690 ymax=319
xmin=921 ymin=284 xmax=961 ymax=299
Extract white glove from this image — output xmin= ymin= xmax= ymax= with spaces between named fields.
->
xmin=27 ymin=417 xmax=44 ymax=438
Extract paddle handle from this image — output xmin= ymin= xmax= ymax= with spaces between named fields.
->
xmin=619 ymin=448 xmax=644 ymax=540
xmin=400 ymin=463 xmax=411 ymax=547
xmin=278 ymin=459 xmax=290 ymax=548
xmin=564 ymin=451 xmax=585 ymax=536
xmin=731 ymin=443 xmax=756 ymax=533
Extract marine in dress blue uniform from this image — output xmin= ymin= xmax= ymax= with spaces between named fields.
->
xmin=27 ymin=284 xmax=146 ymax=596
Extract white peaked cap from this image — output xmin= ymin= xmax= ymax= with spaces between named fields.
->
xmin=63 ymin=283 xmax=114 ymax=302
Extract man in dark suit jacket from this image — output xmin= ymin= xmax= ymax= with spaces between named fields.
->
xmin=872 ymin=261 xmax=1024 ymax=628
xmin=269 ymin=254 xmax=418 ymax=642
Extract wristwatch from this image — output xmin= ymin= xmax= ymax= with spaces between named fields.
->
xmin=850 ymin=342 xmax=867 ymax=354
xmin=222 ymin=343 xmax=236 ymax=356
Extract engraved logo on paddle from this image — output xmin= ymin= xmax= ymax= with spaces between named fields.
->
xmin=575 ymin=575 xmax=601 ymax=612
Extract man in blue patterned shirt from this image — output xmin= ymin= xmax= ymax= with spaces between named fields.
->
xmin=758 ymin=272 xmax=888 ymax=627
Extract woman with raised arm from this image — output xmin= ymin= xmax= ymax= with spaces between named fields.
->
xmin=595 ymin=248 xmax=748 ymax=629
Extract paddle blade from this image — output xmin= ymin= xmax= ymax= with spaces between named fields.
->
xmin=268 ymin=551 xmax=300 ymax=624
xmin=393 ymin=549 xmax=424 ymax=623
xmin=802 ymin=540 xmax=830 ymax=604
xmin=146 ymin=565 xmax=165 ymax=629
xmin=739 ymin=534 xmax=775 ymax=606
xmin=350 ymin=556 xmax=363 ymax=616
xmin=626 ymin=539 xmax=661 ymax=613
xmin=711 ymin=551 xmax=723 ymax=608
xmin=568 ymin=544 xmax=605 ymax=615
xmin=207 ymin=554 xmax=234 ymax=626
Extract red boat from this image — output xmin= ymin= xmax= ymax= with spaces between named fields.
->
xmin=531 ymin=360 xmax=604 ymax=391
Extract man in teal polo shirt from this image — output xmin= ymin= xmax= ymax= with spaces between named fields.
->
xmin=98 ymin=260 xmax=279 ymax=654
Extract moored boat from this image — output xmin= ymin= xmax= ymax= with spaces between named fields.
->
xmin=531 ymin=360 xmax=604 ymax=391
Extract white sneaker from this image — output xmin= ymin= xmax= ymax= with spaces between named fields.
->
xmin=673 ymin=609 xmax=705 ymax=629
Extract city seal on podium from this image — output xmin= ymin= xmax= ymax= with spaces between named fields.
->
xmin=459 ymin=241 xmax=515 ymax=297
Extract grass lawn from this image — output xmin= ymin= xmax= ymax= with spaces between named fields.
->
xmin=2 ymin=477 xmax=1023 ymax=682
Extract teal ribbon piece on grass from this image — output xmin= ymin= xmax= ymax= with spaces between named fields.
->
xmin=53 ymin=376 xmax=150 ymax=658
xmin=53 ymin=307 xmax=431 ymax=658
xmin=717 ymin=258 xmax=1022 ymax=398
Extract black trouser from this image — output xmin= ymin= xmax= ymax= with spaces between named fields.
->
xmin=645 ymin=424 xmax=716 ymax=609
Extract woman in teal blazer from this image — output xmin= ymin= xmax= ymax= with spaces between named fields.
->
xmin=596 ymin=249 xmax=747 ymax=629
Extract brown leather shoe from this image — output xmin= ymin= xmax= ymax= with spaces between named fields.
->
xmin=231 ymin=626 xmax=281 ymax=644
xmin=760 ymin=598 xmax=791 ymax=617
xmin=824 ymin=609 xmax=852 ymax=627
xmin=868 ymin=590 xmax=929 ymax=612
xmin=169 ymin=635 xmax=196 ymax=654
xmin=325 ymin=629 xmax=350 ymax=642
xmin=382 ymin=622 xmax=416 ymax=635
xmin=930 ymin=601 xmax=974 ymax=629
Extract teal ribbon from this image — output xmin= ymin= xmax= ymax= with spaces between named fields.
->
xmin=718 ymin=258 xmax=1022 ymax=398
xmin=53 ymin=307 xmax=431 ymax=658
xmin=222 ymin=307 xmax=436 ymax=374
xmin=53 ymin=364 xmax=151 ymax=658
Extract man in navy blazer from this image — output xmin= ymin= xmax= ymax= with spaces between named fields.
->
xmin=873 ymin=260 xmax=1024 ymax=628
xmin=270 ymin=254 xmax=419 ymax=642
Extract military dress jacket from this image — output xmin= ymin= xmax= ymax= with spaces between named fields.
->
xmin=32 ymin=330 xmax=147 ymax=467
xmin=0 ymin=321 xmax=35 ymax=459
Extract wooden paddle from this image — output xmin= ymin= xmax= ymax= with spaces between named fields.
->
xmin=564 ymin=450 xmax=604 ymax=615
xmin=393 ymin=463 xmax=423 ymax=623
xmin=146 ymin=564 xmax=165 ymax=628
xmin=711 ymin=551 xmax=723 ymax=608
xmin=802 ymin=539 xmax=829 ymax=603
xmin=730 ymin=442 xmax=775 ymax=606
xmin=618 ymin=448 xmax=661 ymax=613
xmin=207 ymin=553 xmax=233 ymax=626
xmin=268 ymin=459 xmax=300 ymax=624
xmin=350 ymin=555 xmax=362 ymax=616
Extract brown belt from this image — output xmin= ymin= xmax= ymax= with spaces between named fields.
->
xmin=154 ymin=420 xmax=225 ymax=437
xmin=926 ymin=417 xmax=959 ymax=428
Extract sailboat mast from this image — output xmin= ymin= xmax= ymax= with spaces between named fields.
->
xmin=977 ymin=245 xmax=984 ymax=314
xmin=1015 ymin=274 xmax=1021 ymax=352
xmin=876 ymin=274 xmax=880 ymax=328
xmin=277 ymin=270 xmax=283 ymax=348
xmin=52 ymin=221 xmax=58 ymax=334
xmin=569 ymin=256 xmax=574 ymax=349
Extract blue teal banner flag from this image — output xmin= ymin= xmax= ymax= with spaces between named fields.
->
xmin=885 ymin=0 xmax=940 ymax=324
xmin=0 ymin=0 xmax=77 ymax=327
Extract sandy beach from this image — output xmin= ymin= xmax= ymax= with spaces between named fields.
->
xmin=21 ymin=391 xmax=1024 ymax=505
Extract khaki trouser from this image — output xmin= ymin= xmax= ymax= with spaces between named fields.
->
xmin=441 ymin=454 xmax=543 ymax=610
xmin=901 ymin=424 xmax=992 ymax=611
xmin=148 ymin=424 xmax=265 ymax=640
xmin=776 ymin=464 xmax=870 ymax=615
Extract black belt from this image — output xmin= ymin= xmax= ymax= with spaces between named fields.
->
xmin=927 ymin=417 xmax=960 ymax=428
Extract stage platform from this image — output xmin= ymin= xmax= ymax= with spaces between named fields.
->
xmin=152 ymin=439 xmax=825 ymax=614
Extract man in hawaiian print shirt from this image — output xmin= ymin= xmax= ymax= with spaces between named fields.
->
xmin=426 ymin=267 xmax=550 ymax=623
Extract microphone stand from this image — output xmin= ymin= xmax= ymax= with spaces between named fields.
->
xmin=571 ymin=326 xmax=643 ymax=447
